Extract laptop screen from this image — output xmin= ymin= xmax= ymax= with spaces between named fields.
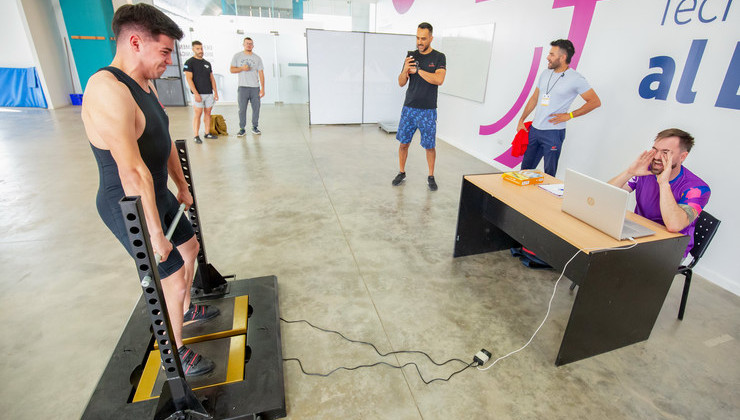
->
xmin=561 ymin=169 xmax=630 ymax=239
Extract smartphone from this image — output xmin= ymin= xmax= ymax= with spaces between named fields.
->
xmin=407 ymin=50 xmax=418 ymax=67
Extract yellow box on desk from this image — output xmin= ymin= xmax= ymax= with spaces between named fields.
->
xmin=502 ymin=170 xmax=545 ymax=186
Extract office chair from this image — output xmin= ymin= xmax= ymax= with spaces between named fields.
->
xmin=676 ymin=210 xmax=720 ymax=320
xmin=568 ymin=211 xmax=720 ymax=320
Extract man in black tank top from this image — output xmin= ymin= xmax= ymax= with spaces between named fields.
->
xmin=81 ymin=4 xmax=216 ymax=377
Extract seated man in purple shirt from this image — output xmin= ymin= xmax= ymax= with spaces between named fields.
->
xmin=609 ymin=128 xmax=710 ymax=256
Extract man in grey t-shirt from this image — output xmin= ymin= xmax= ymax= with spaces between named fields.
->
xmin=230 ymin=37 xmax=265 ymax=135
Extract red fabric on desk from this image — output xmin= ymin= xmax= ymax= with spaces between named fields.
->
xmin=511 ymin=121 xmax=532 ymax=157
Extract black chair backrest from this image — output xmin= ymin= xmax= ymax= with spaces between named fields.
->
xmin=688 ymin=210 xmax=721 ymax=268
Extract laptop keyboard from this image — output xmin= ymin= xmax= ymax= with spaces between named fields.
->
xmin=622 ymin=219 xmax=655 ymax=239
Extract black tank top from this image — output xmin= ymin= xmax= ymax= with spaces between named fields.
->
xmin=90 ymin=66 xmax=193 ymax=278
xmin=90 ymin=66 xmax=172 ymax=199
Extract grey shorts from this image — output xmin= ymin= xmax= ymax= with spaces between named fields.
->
xmin=193 ymin=93 xmax=214 ymax=109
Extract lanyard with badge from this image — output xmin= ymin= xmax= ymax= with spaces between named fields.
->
xmin=541 ymin=70 xmax=566 ymax=106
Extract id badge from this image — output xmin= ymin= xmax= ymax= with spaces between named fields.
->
xmin=541 ymin=94 xmax=550 ymax=106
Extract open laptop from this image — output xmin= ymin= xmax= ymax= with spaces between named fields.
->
xmin=562 ymin=169 xmax=655 ymax=240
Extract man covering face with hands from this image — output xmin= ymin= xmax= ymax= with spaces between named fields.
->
xmin=608 ymin=128 xmax=710 ymax=256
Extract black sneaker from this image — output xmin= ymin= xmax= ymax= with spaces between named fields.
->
xmin=183 ymin=303 xmax=220 ymax=326
xmin=204 ymin=133 xmax=217 ymax=139
xmin=237 ymin=128 xmax=246 ymax=137
xmin=178 ymin=346 xmax=215 ymax=377
xmin=194 ymin=136 xmax=203 ymax=144
xmin=428 ymin=176 xmax=438 ymax=191
xmin=251 ymin=127 xmax=261 ymax=135
xmin=392 ymin=172 xmax=406 ymax=186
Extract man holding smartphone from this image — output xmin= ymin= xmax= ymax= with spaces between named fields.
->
xmin=393 ymin=22 xmax=446 ymax=191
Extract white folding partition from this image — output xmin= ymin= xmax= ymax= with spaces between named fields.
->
xmin=306 ymin=30 xmax=364 ymax=124
xmin=307 ymin=29 xmax=415 ymax=125
xmin=362 ymin=33 xmax=414 ymax=124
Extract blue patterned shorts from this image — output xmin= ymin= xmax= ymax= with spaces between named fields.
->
xmin=396 ymin=106 xmax=437 ymax=149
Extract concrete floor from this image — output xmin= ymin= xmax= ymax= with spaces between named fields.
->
xmin=0 ymin=104 xmax=738 ymax=419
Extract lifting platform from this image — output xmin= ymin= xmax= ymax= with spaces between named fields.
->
xmin=82 ymin=141 xmax=286 ymax=420
xmin=378 ymin=121 xmax=399 ymax=133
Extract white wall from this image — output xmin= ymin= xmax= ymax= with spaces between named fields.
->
xmin=174 ymin=14 xmax=351 ymax=105
xmin=18 ymin=0 xmax=74 ymax=109
xmin=375 ymin=0 xmax=740 ymax=295
xmin=0 ymin=0 xmax=35 ymax=68
xmin=51 ymin=0 xmax=82 ymax=94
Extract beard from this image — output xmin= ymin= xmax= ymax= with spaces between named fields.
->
xmin=650 ymin=160 xmax=676 ymax=175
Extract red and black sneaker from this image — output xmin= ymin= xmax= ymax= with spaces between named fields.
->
xmin=177 ymin=346 xmax=215 ymax=377
xmin=183 ymin=303 xmax=220 ymax=326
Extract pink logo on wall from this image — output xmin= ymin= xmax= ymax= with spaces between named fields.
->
xmin=393 ymin=0 xmax=415 ymax=14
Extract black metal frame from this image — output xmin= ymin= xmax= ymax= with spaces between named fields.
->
xmin=83 ymin=139 xmax=286 ymax=419
xmin=153 ymin=42 xmax=188 ymax=107
xmin=119 ymin=196 xmax=210 ymax=419
xmin=453 ymin=175 xmax=688 ymax=365
xmin=82 ymin=275 xmax=286 ymax=420
xmin=677 ymin=210 xmax=720 ymax=320
xmin=175 ymin=139 xmax=230 ymax=298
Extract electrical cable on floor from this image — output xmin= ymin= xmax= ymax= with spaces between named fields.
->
xmin=280 ymin=318 xmax=469 ymax=366
xmin=283 ymin=357 xmax=476 ymax=385
xmin=280 ymin=317 xmax=473 ymax=384
xmin=281 ymin=241 xmax=641 ymax=381
xmin=477 ymin=240 xmax=639 ymax=371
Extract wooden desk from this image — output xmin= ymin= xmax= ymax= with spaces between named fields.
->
xmin=454 ymin=173 xmax=687 ymax=365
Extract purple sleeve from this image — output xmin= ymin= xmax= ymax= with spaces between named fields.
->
xmin=627 ymin=176 xmax=638 ymax=191
xmin=678 ymin=186 xmax=711 ymax=216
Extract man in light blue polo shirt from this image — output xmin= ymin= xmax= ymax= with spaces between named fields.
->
xmin=517 ymin=39 xmax=601 ymax=176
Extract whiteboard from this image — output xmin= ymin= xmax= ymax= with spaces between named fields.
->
xmin=437 ymin=23 xmax=495 ymax=103
xmin=363 ymin=32 xmax=414 ymax=124
xmin=306 ymin=29 xmax=364 ymax=124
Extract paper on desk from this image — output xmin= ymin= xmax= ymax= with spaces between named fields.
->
xmin=539 ymin=183 xmax=564 ymax=197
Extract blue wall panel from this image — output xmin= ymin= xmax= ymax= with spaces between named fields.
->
xmin=59 ymin=0 xmax=115 ymax=91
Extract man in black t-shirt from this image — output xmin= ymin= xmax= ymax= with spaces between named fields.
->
xmin=392 ymin=22 xmax=446 ymax=191
xmin=184 ymin=40 xmax=219 ymax=144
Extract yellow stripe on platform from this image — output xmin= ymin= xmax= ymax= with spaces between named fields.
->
xmin=132 ymin=335 xmax=246 ymax=403
xmin=155 ymin=296 xmax=249 ymax=348
xmin=181 ymin=296 xmax=249 ymax=344
xmin=132 ymin=351 xmax=164 ymax=403
xmin=232 ymin=295 xmax=249 ymax=332
xmin=226 ymin=335 xmax=245 ymax=383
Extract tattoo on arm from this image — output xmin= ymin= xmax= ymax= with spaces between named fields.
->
xmin=679 ymin=204 xmax=697 ymax=223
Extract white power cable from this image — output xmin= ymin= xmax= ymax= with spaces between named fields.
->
xmin=477 ymin=240 xmax=639 ymax=371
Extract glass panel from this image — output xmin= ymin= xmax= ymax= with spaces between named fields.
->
xmin=274 ymin=31 xmax=308 ymax=104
